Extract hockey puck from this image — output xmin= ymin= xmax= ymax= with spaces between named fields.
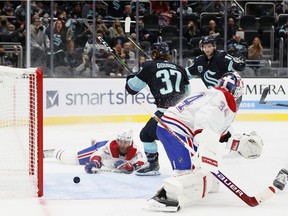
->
xmin=73 ymin=176 xmax=80 ymax=184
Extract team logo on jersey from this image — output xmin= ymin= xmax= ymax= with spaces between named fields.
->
xmin=46 ymin=91 xmax=59 ymax=109
xmin=197 ymin=66 xmax=203 ymax=73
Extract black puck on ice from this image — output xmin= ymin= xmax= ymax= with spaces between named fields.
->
xmin=73 ymin=176 xmax=80 ymax=184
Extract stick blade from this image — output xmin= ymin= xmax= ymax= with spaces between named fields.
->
xmin=259 ymin=87 xmax=269 ymax=104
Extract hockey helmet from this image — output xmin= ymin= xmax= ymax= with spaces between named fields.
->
xmin=116 ymin=129 xmax=133 ymax=146
xmin=218 ymin=72 xmax=244 ymax=101
xmin=150 ymin=42 xmax=170 ymax=55
xmin=200 ymin=35 xmax=216 ymax=47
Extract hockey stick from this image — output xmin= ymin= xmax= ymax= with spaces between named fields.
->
xmin=97 ymin=36 xmax=134 ymax=75
xmin=91 ymin=167 xmax=127 ymax=174
xmin=124 ymin=17 xmax=151 ymax=60
xmin=259 ymin=87 xmax=288 ymax=107
xmin=139 ymin=102 xmax=276 ymax=207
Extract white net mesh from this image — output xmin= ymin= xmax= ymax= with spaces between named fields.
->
xmin=0 ymin=66 xmax=41 ymax=198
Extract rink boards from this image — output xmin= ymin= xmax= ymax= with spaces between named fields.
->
xmin=43 ymin=78 xmax=288 ymax=125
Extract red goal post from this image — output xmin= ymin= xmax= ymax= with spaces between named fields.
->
xmin=0 ymin=66 xmax=43 ymax=197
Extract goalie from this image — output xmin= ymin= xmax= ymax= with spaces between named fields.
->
xmin=146 ymin=72 xmax=264 ymax=212
xmin=44 ymin=129 xmax=146 ymax=174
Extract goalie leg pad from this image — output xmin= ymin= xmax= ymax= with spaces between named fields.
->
xmin=163 ymin=170 xmax=214 ymax=207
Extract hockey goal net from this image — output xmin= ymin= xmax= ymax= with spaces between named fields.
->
xmin=0 ymin=66 xmax=43 ymax=198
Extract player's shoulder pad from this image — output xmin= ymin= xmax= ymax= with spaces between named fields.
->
xmin=215 ymin=87 xmax=237 ymax=112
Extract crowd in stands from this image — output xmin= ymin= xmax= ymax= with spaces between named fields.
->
xmin=0 ymin=0 xmax=288 ymax=77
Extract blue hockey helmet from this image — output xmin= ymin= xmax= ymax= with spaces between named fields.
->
xmin=150 ymin=42 xmax=170 ymax=55
xmin=200 ymin=35 xmax=216 ymax=47
xmin=218 ymin=72 xmax=244 ymax=101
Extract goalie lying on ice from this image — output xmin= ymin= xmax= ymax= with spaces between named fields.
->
xmin=146 ymin=72 xmax=263 ymax=212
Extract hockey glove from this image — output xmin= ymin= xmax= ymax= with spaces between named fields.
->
xmin=232 ymin=54 xmax=246 ymax=71
xmin=85 ymin=159 xmax=102 ymax=174
xmin=113 ymin=160 xmax=134 ymax=174
xmin=226 ymin=131 xmax=263 ymax=159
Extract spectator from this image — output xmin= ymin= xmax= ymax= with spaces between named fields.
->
xmin=47 ymin=19 xmax=68 ymax=67
xmin=0 ymin=16 xmax=10 ymax=33
xmin=66 ymin=39 xmax=81 ymax=77
xmin=201 ymin=19 xmax=222 ymax=37
xmin=227 ymin=33 xmax=249 ymax=58
xmin=103 ymin=53 xmax=121 ymax=77
xmin=108 ymin=19 xmax=125 ymax=41
xmin=0 ymin=44 xmax=13 ymax=67
xmin=14 ymin=1 xmax=43 ymax=28
xmin=1 ymin=1 xmax=15 ymax=16
xmin=176 ymin=0 xmax=193 ymax=15
xmin=0 ymin=24 xmax=25 ymax=45
xmin=30 ymin=16 xmax=50 ymax=67
xmin=276 ymin=0 xmax=288 ymax=15
xmin=75 ymin=51 xmax=99 ymax=78
xmin=94 ymin=1 xmax=107 ymax=18
xmin=68 ymin=2 xmax=82 ymax=19
xmin=227 ymin=16 xmax=242 ymax=40
xmin=123 ymin=4 xmax=134 ymax=21
xmin=47 ymin=2 xmax=61 ymax=19
xmin=184 ymin=20 xmax=201 ymax=41
xmin=248 ymin=37 xmax=263 ymax=60
xmin=205 ymin=0 xmax=225 ymax=14
xmin=95 ymin=17 xmax=109 ymax=39
xmin=132 ymin=55 xmax=146 ymax=73
xmin=105 ymin=0 xmax=125 ymax=20
xmin=151 ymin=0 xmax=170 ymax=14
xmin=130 ymin=18 xmax=157 ymax=52
xmin=123 ymin=42 xmax=135 ymax=61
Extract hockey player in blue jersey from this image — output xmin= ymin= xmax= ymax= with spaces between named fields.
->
xmin=125 ymin=42 xmax=191 ymax=176
xmin=186 ymin=35 xmax=246 ymax=87
xmin=44 ymin=129 xmax=146 ymax=174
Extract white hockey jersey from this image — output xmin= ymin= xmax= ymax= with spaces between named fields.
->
xmin=161 ymin=87 xmax=237 ymax=138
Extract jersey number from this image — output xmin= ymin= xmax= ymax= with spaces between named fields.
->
xmin=156 ymin=69 xmax=182 ymax=95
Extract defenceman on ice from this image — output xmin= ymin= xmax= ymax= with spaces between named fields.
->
xmin=125 ymin=42 xmax=191 ymax=176
xmin=146 ymin=72 xmax=264 ymax=212
xmin=44 ymin=129 xmax=147 ymax=174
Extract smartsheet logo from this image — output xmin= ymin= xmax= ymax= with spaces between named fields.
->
xmin=46 ymin=91 xmax=59 ymax=109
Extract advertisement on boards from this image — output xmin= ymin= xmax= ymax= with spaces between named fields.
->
xmin=43 ymin=78 xmax=288 ymax=123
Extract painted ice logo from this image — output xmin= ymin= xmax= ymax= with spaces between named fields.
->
xmin=46 ymin=91 xmax=59 ymax=109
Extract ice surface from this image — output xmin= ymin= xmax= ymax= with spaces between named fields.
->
xmin=1 ymin=121 xmax=288 ymax=216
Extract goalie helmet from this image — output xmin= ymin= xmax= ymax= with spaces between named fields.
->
xmin=150 ymin=42 xmax=170 ymax=55
xmin=218 ymin=72 xmax=244 ymax=101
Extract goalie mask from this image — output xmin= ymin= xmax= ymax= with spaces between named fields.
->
xmin=218 ymin=72 xmax=244 ymax=101
xmin=116 ymin=129 xmax=133 ymax=154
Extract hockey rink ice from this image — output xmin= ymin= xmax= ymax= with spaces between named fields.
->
xmin=1 ymin=121 xmax=288 ymax=216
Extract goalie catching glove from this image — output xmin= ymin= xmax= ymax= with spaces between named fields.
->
xmin=113 ymin=160 xmax=134 ymax=174
xmin=226 ymin=131 xmax=263 ymax=159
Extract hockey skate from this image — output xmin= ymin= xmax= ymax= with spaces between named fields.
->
xmin=273 ymin=168 xmax=288 ymax=191
xmin=43 ymin=149 xmax=55 ymax=158
xmin=136 ymin=152 xmax=160 ymax=176
xmin=135 ymin=161 xmax=160 ymax=176
xmin=146 ymin=188 xmax=180 ymax=212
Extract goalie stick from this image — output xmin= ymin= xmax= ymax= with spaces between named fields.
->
xmin=259 ymin=87 xmax=288 ymax=107
xmin=139 ymin=102 xmax=276 ymax=207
